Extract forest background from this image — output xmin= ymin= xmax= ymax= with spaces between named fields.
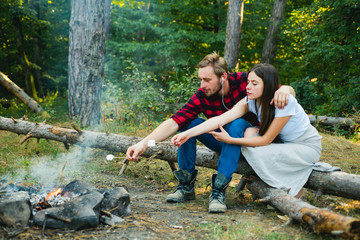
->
xmin=1 ymin=1 xmax=360 ymax=238
xmin=0 ymin=0 xmax=359 ymax=138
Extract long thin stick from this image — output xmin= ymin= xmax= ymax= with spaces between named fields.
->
xmin=118 ymin=159 xmax=129 ymax=176
xmin=56 ymin=161 xmax=67 ymax=188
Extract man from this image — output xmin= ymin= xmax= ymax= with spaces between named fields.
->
xmin=126 ymin=52 xmax=294 ymax=213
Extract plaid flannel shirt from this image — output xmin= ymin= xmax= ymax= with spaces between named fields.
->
xmin=171 ymin=72 xmax=258 ymax=130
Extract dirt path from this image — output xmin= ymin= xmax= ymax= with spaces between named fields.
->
xmin=66 ymin=172 xmax=321 ymax=240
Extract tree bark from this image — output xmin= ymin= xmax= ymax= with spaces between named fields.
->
xmin=224 ymin=0 xmax=244 ymax=69
xmin=261 ymin=0 xmax=287 ymax=64
xmin=0 ymin=73 xmax=47 ymax=116
xmin=68 ymin=0 xmax=108 ymax=127
xmin=1 ymin=116 xmax=360 ymax=238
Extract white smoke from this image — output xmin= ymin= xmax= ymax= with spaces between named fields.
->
xmin=2 ymin=145 xmax=96 ymax=190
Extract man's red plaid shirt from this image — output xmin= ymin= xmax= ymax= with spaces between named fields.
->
xmin=171 ymin=72 xmax=258 ymax=130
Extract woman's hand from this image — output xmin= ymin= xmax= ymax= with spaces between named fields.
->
xmin=208 ymin=125 xmax=233 ymax=144
xmin=171 ymin=132 xmax=191 ymax=147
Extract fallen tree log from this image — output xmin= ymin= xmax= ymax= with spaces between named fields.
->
xmin=1 ymin=115 xmax=360 ymax=238
xmin=0 ymin=72 xmax=48 ymax=117
xmin=246 ymin=176 xmax=360 ymax=239
xmin=308 ymin=115 xmax=359 ymax=128
xmin=0 ymin=115 xmax=360 ymax=200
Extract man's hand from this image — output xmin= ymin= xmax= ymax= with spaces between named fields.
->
xmin=126 ymin=142 xmax=146 ymax=161
xmin=270 ymin=85 xmax=294 ymax=109
xmin=208 ymin=125 xmax=232 ymax=144
xmin=171 ymin=132 xmax=191 ymax=147
xmin=126 ymin=118 xmax=179 ymax=161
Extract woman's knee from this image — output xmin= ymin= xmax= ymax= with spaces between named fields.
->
xmin=244 ymin=127 xmax=259 ymax=138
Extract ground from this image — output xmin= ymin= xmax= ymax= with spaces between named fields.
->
xmin=0 ymin=130 xmax=359 ymax=239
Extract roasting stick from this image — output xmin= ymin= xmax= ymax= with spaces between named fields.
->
xmin=110 ymin=139 xmax=157 ymax=176
xmin=106 ymin=154 xmax=128 ymax=176
xmin=56 ymin=161 xmax=67 ymax=189
xmin=118 ymin=159 xmax=129 ymax=176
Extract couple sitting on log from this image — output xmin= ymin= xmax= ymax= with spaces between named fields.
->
xmin=126 ymin=52 xmax=322 ymax=213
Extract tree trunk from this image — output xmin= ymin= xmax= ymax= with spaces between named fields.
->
xmin=224 ymin=0 xmax=244 ymax=69
xmin=0 ymin=73 xmax=47 ymax=116
xmin=1 ymin=116 xmax=360 ymax=238
xmin=68 ymin=0 xmax=108 ymax=127
xmin=261 ymin=0 xmax=287 ymax=64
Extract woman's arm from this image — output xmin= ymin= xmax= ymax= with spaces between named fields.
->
xmin=171 ymin=98 xmax=249 ymax=147
xmin=210 ymin=116 xmax=291 ymax=147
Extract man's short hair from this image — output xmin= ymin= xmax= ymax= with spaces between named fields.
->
xmin=197 ymin=52 xmax=229 ymax=79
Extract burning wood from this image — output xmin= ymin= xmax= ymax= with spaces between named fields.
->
xmin=45 ymin=188 xmax=62 ymax=201
xmin=0 ymin=180 xmax=131 ymax=231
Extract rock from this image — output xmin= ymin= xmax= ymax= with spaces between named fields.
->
xmin=34 ymin=190 xmax=104 ymax=230
xmin=0 ymin=191 xmax=31 ymax=228
xmin=99 ymin=187 xmax=131 ymax=217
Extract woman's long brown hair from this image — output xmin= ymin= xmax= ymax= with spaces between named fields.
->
xmin=248 ymin=63 xmax=281 ymax=142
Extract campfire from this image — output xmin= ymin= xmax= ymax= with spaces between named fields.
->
xmin=0 ymin=180 xmax=131 ymax=231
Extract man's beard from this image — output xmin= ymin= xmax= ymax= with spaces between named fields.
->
xmin=205 ymin=82 xmax=222 ymax=98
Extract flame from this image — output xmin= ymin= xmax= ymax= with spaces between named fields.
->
xmin=45 ymin=188 xmax=62 ymax=201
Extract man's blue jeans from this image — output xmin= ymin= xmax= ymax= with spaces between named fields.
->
xmin=177 ymin=118 xmax=251 ymax=181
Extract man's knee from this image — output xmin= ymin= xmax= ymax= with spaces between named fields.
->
xmin=181 ymin=118 xmax=205 ymax=132
xmin=225 ymin=118 xmax=251 ymax=132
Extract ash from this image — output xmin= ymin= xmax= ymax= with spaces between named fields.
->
xmin=30 ymin=193 xmax=71 ymax=216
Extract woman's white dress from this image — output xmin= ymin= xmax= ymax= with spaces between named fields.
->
xmin=241 ymin=95 xmax=322 ymax=196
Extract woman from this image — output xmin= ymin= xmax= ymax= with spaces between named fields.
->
xmin=171 ymin=63 xmax=322 ymax=197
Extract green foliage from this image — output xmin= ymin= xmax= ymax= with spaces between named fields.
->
xmin=290 ymin=77 xmax=322 ymax=114
xmin=103 ymin=60 xmax=173 ymax=126
xmin=1 ymin=0 xmax=359 ymax=126
xmin=0 ymin=91 xmax=68 ymax=122
xmin=278 ymin=0 xmax=360 ymax=116
xmin=104 ymin=59 xmax=199 ymax=132
xmin=0 ymin=0 xmax=70 ymax=98
xmin=237 ymin=0 xmax=273 ymax=70
xmin=166 ymin=67 xmax=199 ymax=105
xmin=108 ymin=0 xmax=227 ymax=80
